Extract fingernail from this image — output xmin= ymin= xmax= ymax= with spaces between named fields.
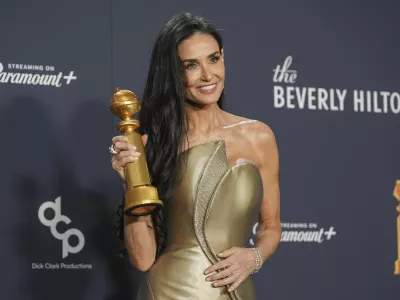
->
xmin=205 ymin=277 xmax=210 ymax=281
xmin=204 ymin=270 xmax=209 ymax=275
xmin=213 ymin=282 xmax=218 ymax=287
xmin=136 ymin=152 xmax=141 ymax=156
xmin=217 ymin=253 xmax=223 ymax=256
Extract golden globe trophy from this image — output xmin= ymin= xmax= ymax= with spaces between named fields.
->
xmin=394 ymin=180 xmax=400 ymax=275
xmin=110 ymin=88 xmax=163 ymax=216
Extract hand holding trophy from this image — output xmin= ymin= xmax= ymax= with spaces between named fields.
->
xmin=110 ymin=88 xmax=163 ymax=216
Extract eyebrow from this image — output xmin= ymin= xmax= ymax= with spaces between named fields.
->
xmin=181 ymin=51 xmax=221 ymax=63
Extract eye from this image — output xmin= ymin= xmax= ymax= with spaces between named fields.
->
xmin=210 ymin=56 xmax=220 ymax=63
xmin=185 ymin=63 xmax=197 ymax=70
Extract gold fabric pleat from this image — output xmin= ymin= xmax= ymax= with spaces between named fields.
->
xmin=137 ymin=140 xmax=263 ymax=300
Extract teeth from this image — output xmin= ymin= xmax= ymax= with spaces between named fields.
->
xmin=200 ymin=84 xmax=216 ymax=90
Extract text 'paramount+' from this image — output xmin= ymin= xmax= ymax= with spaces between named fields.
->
xmin=273 ymin=56 xmax=400 ymax=114
xmin=249 ymin=222 xmax=337 ymax=244
xmin=0 ymin=61 xmax=77 ymax=87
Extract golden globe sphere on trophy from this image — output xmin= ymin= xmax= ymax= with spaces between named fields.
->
xmin=110 ymin=88 xmax=163 ymax=216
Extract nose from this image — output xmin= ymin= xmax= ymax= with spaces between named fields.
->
xmin=200 ymin=65 xmax=213 ymax=82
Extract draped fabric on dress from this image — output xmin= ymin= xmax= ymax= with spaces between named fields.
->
xmin=136 ymin=140 xmax=263 ymax=300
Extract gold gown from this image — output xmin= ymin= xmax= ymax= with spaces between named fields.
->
xmin=137 ymin=140 xmax=263 ymax=300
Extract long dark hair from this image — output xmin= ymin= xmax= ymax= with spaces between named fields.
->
xmin=115 ymin=12 xmax=224 ymax=258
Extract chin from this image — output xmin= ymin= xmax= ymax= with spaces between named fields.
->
xmin=189 ymin=96 xmax=220 ymax=106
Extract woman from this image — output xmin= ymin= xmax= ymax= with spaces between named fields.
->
xmin=110 ymin=13 xmax=281 ymax=300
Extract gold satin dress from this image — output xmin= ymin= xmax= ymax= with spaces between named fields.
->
xmin=137 ymin=140 xmax=263 ymax=300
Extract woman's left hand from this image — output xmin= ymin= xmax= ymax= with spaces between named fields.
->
xmin=204 ymin=247 xmax=256 ymax=292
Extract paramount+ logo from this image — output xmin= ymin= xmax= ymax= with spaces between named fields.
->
xmin=0 ymin=61 xmax=77 ymax=87
xmin=38 ymin=196 xmax=85 ymax=258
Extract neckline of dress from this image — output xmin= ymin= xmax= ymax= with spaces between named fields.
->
xmin=180 ymin=139 xmax=260 ymax=170
xmin=181 ymin=139 xmax=223 ymax=155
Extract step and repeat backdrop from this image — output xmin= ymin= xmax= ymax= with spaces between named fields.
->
xmin=0 ymin=0 xmax=399 ymax=299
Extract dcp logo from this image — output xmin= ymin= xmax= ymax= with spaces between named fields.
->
xmin=38 ymin=196 xmax=85 ymax=258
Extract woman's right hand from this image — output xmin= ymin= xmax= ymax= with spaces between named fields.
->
xmin=111 ymin=134 xmax=148 ymax=182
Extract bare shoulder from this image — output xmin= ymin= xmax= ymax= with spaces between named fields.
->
xmin=241 ymin=120 xmax=276 ymax=147
xmin=241 ymin=120 xmax=278 ymax=167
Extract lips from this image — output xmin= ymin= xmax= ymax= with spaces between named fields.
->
xmin=198 ymin=83 xmax=217 ymax=94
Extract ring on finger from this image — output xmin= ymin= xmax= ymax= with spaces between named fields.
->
xmin=109 ymin=144 xmax=118 ymax=155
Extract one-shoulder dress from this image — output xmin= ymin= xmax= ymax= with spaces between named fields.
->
xmin=137 ymin=139 xmax=263 ymax=300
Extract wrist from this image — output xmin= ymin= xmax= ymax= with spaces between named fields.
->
xmin=249 ymin=247 xmax=262 ymax=274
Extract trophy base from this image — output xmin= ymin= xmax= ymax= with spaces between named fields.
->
xmin=395 ymin=260 xmax=400 ymax=275
xmin=124 ymin=185 xmax=163 ymax=216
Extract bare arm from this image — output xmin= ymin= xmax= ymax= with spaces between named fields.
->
xmin=252 ymin=123 xmax=281 ymax=263
xmin=124 ymin=213 xmax=156 ymax=271
xmin=111 ymin=135 xmax=157 ymax=271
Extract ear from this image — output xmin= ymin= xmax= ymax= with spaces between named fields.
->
xmin=221 ymin=48 xmax=224 ymax=58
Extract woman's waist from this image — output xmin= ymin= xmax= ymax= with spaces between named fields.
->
xmin=148 ymin=247 xmax=211 ymax=287
xmin=165 ymin=233 xmax=249 ymax=257
xmin=147 ymin=247 xmax=255 ymax=300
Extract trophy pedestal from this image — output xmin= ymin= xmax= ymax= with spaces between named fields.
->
xmin=124 ymin=185 xmax=163 ymax=216
xmin=395 ymin=260 xmax=400 ymax=275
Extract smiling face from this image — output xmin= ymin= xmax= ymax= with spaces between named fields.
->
xmin=178 ymin=33 xmax=225 ymax=106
